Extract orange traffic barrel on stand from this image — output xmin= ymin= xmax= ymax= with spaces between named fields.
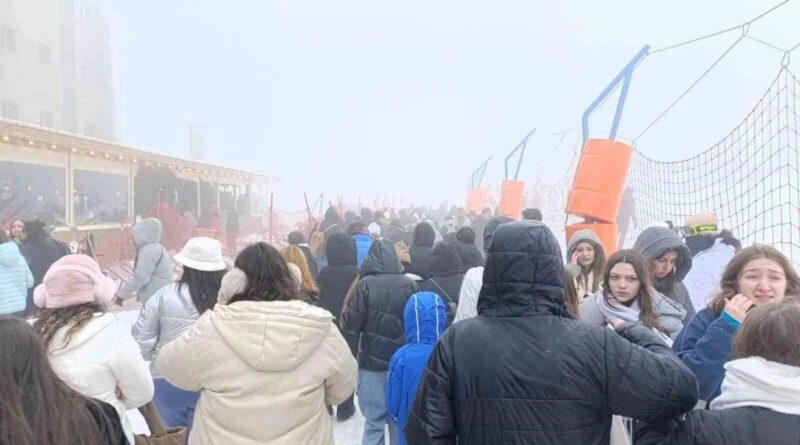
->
xmin=465 ymin=187 xmax=489 ymax=214
xmin=565 ymin=139 xmax=633 ymax=254
xmin=496 ymin=180 xmax=525 ymax=219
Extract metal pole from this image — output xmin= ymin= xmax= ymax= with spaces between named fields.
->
xmin=269 ymin=193 xmax=274 ymax=245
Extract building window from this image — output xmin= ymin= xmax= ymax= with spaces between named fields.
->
xmin=0 ymin=26 xmax=16 ymax=51
xmin=80 ymin=5 xmax=90 ymax=21
xmin=40 ymin=111 xmax=54 ymax=128
xmin=84 ymin=123 xmax=95 ymax=137
xmin=2 ymin=102 xmax=19 ymax=120
xmin=39 ymin=43 xmax=52 ymax=65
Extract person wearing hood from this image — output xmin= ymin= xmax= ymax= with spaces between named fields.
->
xmin=20 ymin=220 xmax=70 ymax=314
xmin=420 ymin=242 xmax=465 ymax=324
xmin=156 ymin=242 xmax=357 ymax=445
xmin=118 ymin=218 xmax=173 ymax=305
xmin=470 ymin=207 xmax=493 ymax=253
xmin=0 ymin=230 xmax=33 ymax=316
xmin=634 ymin=226 xmax=696 ymax=322
xmin=454 ymin=226 xmax=484 ymax=270
xmin=340 ymin=239 xmax=419 ymax=445
xmin=680 ymin=212 xmax=740 ymax=312
xmin=409 ymin=222 xmax=436 ymax=280
xmin=579 ymin=249 xmax=687 ymax=344
xmin=404 ymin=221 xmax=698 ymax=445
xmin=317 ymin=233 xmax=359 ymax=421
xmin=386 ymin=292 xmax=447 ymax=445
xmin=636 ymin=301 xmax=800 ymax=444
xmin=381 ymin=219 xmax=407 ymax=244
xmin=674 ymin=244 xmax=800 ymax=408
xmin=312 ymin=206 xmax=345 ymax=267
xmin=348 ymin=222 xmax=374 ymax=269
xmin=132 ymin=237 xmax=227 ymax=431
xmin=361 ymin=207 xmax=375 ymax=227
xmin=566 ymin=229 xmax=606 ymax=299
xmin=288 ymin=231 xmax=319 ymax=278
xmin=29 ymin=254 xmax=154 ymax=444
xmin=453 ymin=216 xmax=514 ymax=323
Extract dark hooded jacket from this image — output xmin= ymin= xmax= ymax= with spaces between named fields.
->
xmin=409 ymin=223 xmax=436 ymax=279
xmin=20 ymin=227 xmax=69 ymax=313
xmin=405 ymin=221 xmax=698 ymax=445
xmin=634 ymin=227 xmax=696 ymax=321
xmin=317 ymin=233 xmax=359 ymax=356
xmin=454 ymin=241 xmax=484 ymax=271
xmin=317 ymin=207 xmax=345 ymax=264
xmin=420 ymin=242 xmax=465 ymax=323
xmin=340 ymin=239 xmax=420 ymax=371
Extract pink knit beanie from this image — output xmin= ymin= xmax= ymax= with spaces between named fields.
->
xmin=34 ymin=254 xmax=117 ymax=309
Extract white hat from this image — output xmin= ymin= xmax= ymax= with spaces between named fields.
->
xmin=174 ymin=237 xmax=227 ymax=272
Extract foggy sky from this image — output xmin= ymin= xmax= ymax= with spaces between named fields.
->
xmin=103 ymin=0 xmax=800 ymax=210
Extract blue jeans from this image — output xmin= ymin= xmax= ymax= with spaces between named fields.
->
xmin=153 ymin=378 xmax=200 ymax=431
xmin=358 ymin=370 xmax=398 ymax=445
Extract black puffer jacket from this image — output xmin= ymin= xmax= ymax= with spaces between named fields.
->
xmin=340 ymin=239 xmax=419 ymax=371
xmin=317 ymin=234 xmax=359 ymax=356
xmin=21 ymin=235 xmax=69 ymax=312
xmin=409 ymin=223 xmax=436 ymax=279
xmin=420 ymin=242 xmax=464 ymax=322
xmin=635 ymin=407 xmax=800 ymax=444
xmin=404 ymin=221 xmax=698 ymax=445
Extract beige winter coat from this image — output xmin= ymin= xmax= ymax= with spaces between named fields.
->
xmin=155 ymin=299 xmax=357 ymax=445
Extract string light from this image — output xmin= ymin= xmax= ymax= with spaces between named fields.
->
xmin=1 ymin=135 xmax=9 ymax=142
xmin=50 ymin=144 xmax=57 ymax=149
xmin=28 ymin=140 xmax=35 ymax=146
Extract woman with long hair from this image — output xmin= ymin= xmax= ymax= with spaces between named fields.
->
xmin=156 ymin=242 xmax=357 ymax=445
xmin=132 ymin=237 xmax=227 ymax=430
xmin=634 ymin=226 xmax=696 ymax=321
xmin=0 ymin=316 xmax=128 ymax=445
xmin=30 ymin=254 xmax=153 ymax=444
xmin=566 ymin=229 xmax=606 ymax=299
xmin=562 ymin=266 xmax=581 ymax=319
xmin=579 ymin=249 xmax=687 ymax=343
xmin=282 ymin=244 xmax=320 ymax=305
xmin=638 ymin=301 xmax=800 ymax=444
xmin=674 ymin=244 xmax=800 ymax=407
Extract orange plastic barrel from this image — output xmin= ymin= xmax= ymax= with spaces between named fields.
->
xmin=496 ymin=180 xmax=525 ymax=219
xmin=465 ymin=187 xmax=488 ymax=214
xmin=566 ymin=139 xmax=633 ymax=223
xmin=565 ymin=139 xmax=633 ymax=255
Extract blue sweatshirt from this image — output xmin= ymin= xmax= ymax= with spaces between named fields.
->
xmin=673 ymin=308 xmax=738 ymax=404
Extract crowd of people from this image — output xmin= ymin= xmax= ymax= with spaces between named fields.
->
xmin=1 ymin=205 xmax=800 ymax=444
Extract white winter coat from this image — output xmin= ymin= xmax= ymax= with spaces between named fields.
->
xmin=30 ymin=313 xmax=154 ymax=444
xmin=132 ymin=282 xmax=201 ymax=378
xmin=683 ymin=240 xmax=736 ymax=312
xmin=453 ymin=266 xmax=483 ymax=323
xmin=156 ymin=300 xmax=357 ymax=445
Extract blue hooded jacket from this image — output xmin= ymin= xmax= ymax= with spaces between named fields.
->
xmin=386 ymin=292 xmax=446 ymax=445
xmin=673 ymin=307 xmax=737 ymax=405
xmin=352 ymin=233 xmax=373 ymax=269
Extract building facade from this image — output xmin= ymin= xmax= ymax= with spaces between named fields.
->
xmin=0 ymin=0 xmax=116 ymax=140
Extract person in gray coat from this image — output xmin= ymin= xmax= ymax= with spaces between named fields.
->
xmin=634 ymin=226 xmax=696 ymax=322
xmin=119 ymin=218 xmax=173 ymax=304
xmin=132 ymin=236 xmax=227 ymax=430
xmin=579 ymin=249 xmax=686 ymax=344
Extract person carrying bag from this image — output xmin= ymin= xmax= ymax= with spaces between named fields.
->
xmin=135 ymin=401 xmax=187 ymax=445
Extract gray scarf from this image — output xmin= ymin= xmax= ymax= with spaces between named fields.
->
xmin=595 ymin=292 xmax=641 ymax=323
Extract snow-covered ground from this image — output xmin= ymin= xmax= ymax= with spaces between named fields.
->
xmin=115 ymin=311 xmax=368 ymax=444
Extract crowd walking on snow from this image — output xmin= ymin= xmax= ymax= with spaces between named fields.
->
xmin=2 ymin=204 xmax=800 ymax=444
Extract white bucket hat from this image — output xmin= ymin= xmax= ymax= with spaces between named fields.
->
xmin=174 ymin=237 xmax=227 ymax=272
